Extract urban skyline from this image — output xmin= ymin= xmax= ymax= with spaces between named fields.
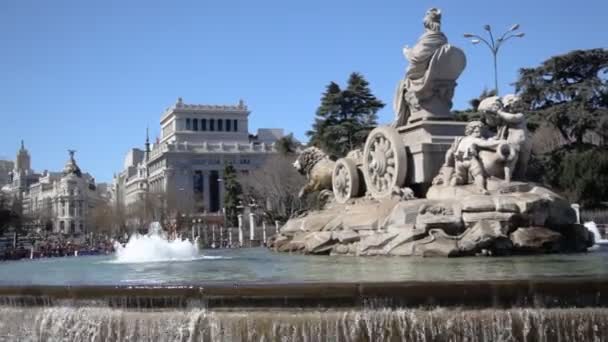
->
xmin=1 ymin=0 xmax=606 ymax=182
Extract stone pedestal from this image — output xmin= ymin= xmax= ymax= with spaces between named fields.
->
xmin=398 ymin=120 xmax=467 ymax=185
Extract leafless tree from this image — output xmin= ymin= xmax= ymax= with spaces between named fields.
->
xmin=240 ymin=154 xmax=310 ymax=222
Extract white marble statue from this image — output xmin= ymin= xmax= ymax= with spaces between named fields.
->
xmin=393 ymin=8 xmax=466 ymax=126
xmin=478 ymin=95 xmax=531 ymax=181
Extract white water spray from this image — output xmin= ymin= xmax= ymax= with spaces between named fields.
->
xmin=584 ymin=221 xmax=608 ymax=251
xmin=112 ymin=222 xmax=206 ymax=263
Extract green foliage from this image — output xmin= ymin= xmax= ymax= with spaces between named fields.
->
xmin=275 ymin=133 xmax=299 ymax=155
xmin=452 ymin=88 xmax=497 ymax=122
xmin=530 ymin=145 xmax=608 ymax=207
xmin=222 ymin=164 xmax=242 ymax=227
xmin=515 ymin=49 xmax=608 ymax=144
xmin=469 ymin=88 xmax=497 ymax=112
xmin=307 ymin=72 xmax=384 ymax=158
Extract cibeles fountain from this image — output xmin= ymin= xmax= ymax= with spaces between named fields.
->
xmin=274 ymin=8 xmax=594 ymax=257
xmin=0 ymin=8 xmax=605 ymax=342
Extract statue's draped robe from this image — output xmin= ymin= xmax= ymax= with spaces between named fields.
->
xmin=393 ymin=30 xmax=448 ymax=126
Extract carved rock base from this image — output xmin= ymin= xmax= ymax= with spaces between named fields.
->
xmin=267 ymin=183 xmax=593 ymax=257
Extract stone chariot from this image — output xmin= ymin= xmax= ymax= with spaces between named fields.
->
xmin=332 ymin=43 xmax=467 ymax=203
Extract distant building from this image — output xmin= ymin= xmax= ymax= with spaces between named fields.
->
xmin=113 ymin=98 xmax=283 ymax=219
xmin=4 ymin=142 xmax=106 ymax=234
xmin=0 ymin=160 xmax=14 ymax=187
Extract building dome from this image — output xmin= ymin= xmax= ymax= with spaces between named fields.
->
xmin=63 ymin=150 xmax=82 ymax=177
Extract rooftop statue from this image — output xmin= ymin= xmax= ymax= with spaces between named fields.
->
xmin=393 ymin=8 xmax=466 ymax=126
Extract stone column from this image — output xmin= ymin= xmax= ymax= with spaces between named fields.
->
xmin=220 ymin=225 xmax=224 ymax=248
xmin=212 ymin=224 xmax=216 ymax=246
xmin=228 ymin=227 xmax=233 ymax=247
xmin=571 ymin=203 xmax=581 ymax=224
xmin=191 ymin=224 xmax=195 ymax=242
xmin=203 ymin=223 xmax=208 ymax=247
xmin=262 ymin=221 xmax=267 ymax=245
xmin=203 ymin=170 xmax=211 ymax=212
xmin=249 ymin=212 xmax=256 ymax=244
xmin=219 ymin=170 xmax=225 ymax=212
xmin=275 ymin=220 xmax=280 ymax=234
xmin=237 ymin=214 xmax=244 ymax=247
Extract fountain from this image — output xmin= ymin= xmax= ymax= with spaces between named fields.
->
xmin=0 ymin=8 xmax=606 ymax=341
xmin=585 ymin=221 xmax=608 ymax=251
xmin=112 ymin=222 xmax=203 ymax=263
xmin=273 ymin=8 xmax=593 ymax=258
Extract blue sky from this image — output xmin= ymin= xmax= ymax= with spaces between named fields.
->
xmin=1 ymin=0 xmax=606 ymax=183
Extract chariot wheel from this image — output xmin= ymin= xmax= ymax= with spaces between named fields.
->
xmin=332 ymin=158 xmax=360 ymax=204
xmin=363 ymin=126 xmax=407 ymax=199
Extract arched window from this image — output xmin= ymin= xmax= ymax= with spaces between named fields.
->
xmin=226 ymin=119 xmax=232 ymax=131
xmin=210 ymin=119 xmax=215 ymax=131
xmin=218 ymin=119 xmax=223 ymax=131
xmin=233 ymin=119 xmax=238 ymax=132
xmin=186 ymin=118 xmax=191 ymax=130
xmin=201 ymin=119 xmax=207 ymax=131
xmin=193 ymin=119 xmax=199 ymax=131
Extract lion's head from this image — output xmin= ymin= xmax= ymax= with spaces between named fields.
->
xmin=293 ymin=146 xmax=328 ymax=176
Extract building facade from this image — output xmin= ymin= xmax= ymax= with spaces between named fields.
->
xmin=3 ymin=143 xmax=106 ymax=234
xmin=0 ymin=160 xmax=14 ymax=187
xmin=113 ymin=98 xmax=282 ymax=220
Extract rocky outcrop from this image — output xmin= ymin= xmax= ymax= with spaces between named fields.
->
xmin=268 ymin=183 xmax=594 ymax=257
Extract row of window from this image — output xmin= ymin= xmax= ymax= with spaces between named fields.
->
xmin=59 ymin=221 xmax=83 ymax=233
xmin=185 ymin=118 xmax=238 ymax=132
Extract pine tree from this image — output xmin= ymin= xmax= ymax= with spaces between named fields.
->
xmin=275 ymin=133 xmax=299 ymax=155
xmin=306 ymin=73 xmax=384 ymax=158
xmin=222 ymin=164 xmax=242 ymax=227
xmin=307 ymin=82 xmax=342 ymax=154
xmin=515 ymin=49 xmax=608 ymax=144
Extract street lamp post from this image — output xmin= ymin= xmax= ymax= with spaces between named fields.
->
xmin=464 ymin=24 xmax=524 ymax=95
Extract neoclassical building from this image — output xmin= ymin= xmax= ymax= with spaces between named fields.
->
xmin=3 ymin=143 xmax=106 ymax=234
xmin=113 ymin=98 xmax=282 ymax=218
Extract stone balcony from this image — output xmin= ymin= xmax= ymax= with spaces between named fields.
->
xmin=149 ymin=141 xmax=276 ymax=160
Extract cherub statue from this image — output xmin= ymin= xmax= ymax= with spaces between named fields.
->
xmin=478 ymin=95 xmax=531 ymax=181
xmin=451 ymin=121 xmax=504 ymax=192
xmin=437 ymin=121 xmax=503 ymax=194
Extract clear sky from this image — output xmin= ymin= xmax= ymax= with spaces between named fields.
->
xmin=0 ymin=0 xmax=606 ymax=183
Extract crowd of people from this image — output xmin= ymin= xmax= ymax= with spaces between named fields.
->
xmin=0 ymin=232 xmax=118 ymax=261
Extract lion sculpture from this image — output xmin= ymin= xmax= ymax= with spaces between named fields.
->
xmin=293 ymin=147 xmax=335 ymax=198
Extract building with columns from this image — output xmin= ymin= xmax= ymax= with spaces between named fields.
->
xmin=113 ymin=98 xmax=283 ymax=221
xmin=3 ymin=143 xmax=106 ymax=234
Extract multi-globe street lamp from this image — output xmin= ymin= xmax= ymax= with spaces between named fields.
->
xmin=464 ymin=24 xmax=525 ymax=95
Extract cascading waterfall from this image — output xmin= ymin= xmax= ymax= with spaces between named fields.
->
xmin=0 ymin=305 xmax=607 ymax=341
xmin=585 ymin=221 xmax=608 ymax=251
xmin=112 ymin=222 xmax=209 ymax=263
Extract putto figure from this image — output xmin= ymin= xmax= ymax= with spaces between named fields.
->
xmin=447 ymin=121 xmax=502 ymax=193
xmin=393 ymin=8 xmax=466 ymax=126
xmin=478 ymin=95 xmax=531 ymax=181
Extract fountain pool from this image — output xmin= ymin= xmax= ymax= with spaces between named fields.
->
xmin=1 ymin=223 xmax=608 ymax=341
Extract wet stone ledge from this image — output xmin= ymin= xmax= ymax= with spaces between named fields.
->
xmin=0 ymin=278 xmax=608 ymax=309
